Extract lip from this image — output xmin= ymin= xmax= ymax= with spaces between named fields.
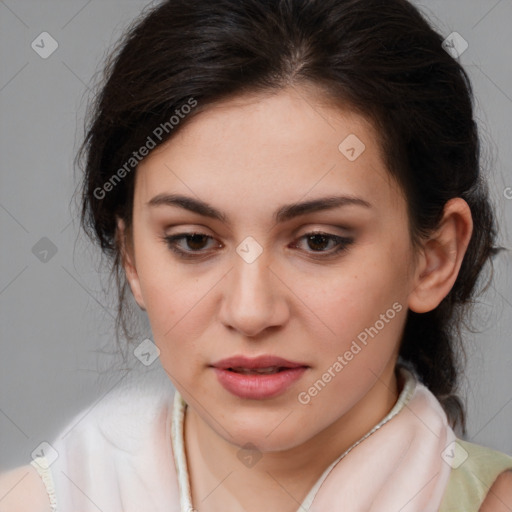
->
xmin=211 ymin=355 xmax=308 ymax=370
xmin=210 ymin=355 xmax=309 ymax=400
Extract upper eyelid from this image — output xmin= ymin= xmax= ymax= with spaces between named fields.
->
xmin=164 ymin=229 xmax=350 ymax=240
xmin=163 ymin=222 xmax=354 ymax=236
xmin=164 ymin=230 xmax=352 ymax=251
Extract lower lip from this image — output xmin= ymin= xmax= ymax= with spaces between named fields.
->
xmin=212 ymin=367 xmax=308 ymax=399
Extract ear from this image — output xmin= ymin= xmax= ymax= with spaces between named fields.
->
xmin=116 ymin=216 xmax=146 ymax=311
xmin=408 ymin=198 xmax=473 ymax=313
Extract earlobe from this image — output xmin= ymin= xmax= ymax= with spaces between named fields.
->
xmin=116 ymin=216 xmax=147 ymax=311
xmin=408 ymin=198 xmax=473 ymax=313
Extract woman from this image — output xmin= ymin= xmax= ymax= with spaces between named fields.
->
xmin=1 ymin=0 xmax=511 ymax=510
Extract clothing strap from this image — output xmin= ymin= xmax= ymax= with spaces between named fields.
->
xmin=30 ymin=456 xmax=57 ymax=511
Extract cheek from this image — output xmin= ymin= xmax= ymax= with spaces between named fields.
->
xmin=313 ymin=265 xmax=405 ymax=336
xmin=133 ymin=248 xmax=220 ymax=364
xmin=304 ymin=248 xmax=410 ymax=370
xmin=140 ymin=271 xmax=202 ymax=341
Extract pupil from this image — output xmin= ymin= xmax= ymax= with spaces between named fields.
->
xmin=188 ymin=234 xmax=207 ymax=250
xmin=308 ymin=234 xmax=329 ymax=251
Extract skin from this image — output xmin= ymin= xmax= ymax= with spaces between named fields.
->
xmin=117 ymin=84 xmax=474 ymax=512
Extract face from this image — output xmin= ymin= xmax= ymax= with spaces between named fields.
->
xmin=121 ymin=85 xmax=419 ymax=452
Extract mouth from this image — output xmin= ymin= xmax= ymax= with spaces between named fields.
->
xmin=210 ymin=355 xmax=309 ymax=399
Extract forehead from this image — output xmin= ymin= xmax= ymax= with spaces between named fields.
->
xmin=134 ymin=86 xmax=403 ymax=219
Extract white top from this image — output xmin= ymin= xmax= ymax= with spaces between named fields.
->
xmin=30 ymin=367 xmax=418 ymax=511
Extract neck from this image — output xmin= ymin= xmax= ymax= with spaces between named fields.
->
xmin=184 ymin=364 xmax=401 ymax=512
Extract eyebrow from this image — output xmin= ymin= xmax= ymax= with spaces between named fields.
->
xmin=146 ymin=193 xmax=372 ymax=225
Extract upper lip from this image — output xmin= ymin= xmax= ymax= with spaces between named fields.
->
xmin=211 ymin=355 xmax=308 ymax=370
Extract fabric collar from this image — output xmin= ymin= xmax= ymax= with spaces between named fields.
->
xmin=171 ymin=366 xmax=455 ymax=511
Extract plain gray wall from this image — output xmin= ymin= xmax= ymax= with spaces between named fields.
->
xmin=1 ymin=0 xmax=511 ymax=471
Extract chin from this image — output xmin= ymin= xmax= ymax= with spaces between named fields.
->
xmin=215 ymin=412 xmax=308 ymax=452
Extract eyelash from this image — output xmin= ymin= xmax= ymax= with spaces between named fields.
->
xmin=162 ymin=231 xmax=354 ymax=260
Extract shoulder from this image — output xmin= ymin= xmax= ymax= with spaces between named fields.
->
xmin=479 ymin=470 xmax=512 ymax=512
xmin=440 ymin=439 xmax=512 ymax=512
xmin=458 ymin=439 xmax=512 ymax=481
xmin=0 ymin=372 xmax=177 ymax=512
xmin=63 ymin=371 xmax=176 ymax=451
xmin=0 ymin=464 xmax=51 ymax=512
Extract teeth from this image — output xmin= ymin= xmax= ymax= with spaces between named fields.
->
xmin=230 ymin=366 xmax=282 ymax=375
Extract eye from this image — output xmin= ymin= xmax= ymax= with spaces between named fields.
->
xmin=163 ymin=232 xmax=219 ymax=258
xmin=291 ymin=231 xmax=354 ymax=257
xmin=162 ymin=230 xmax=354 ymax=260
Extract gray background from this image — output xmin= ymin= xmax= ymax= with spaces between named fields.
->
xmin=1 ymin=0 xmax=511 ymax=471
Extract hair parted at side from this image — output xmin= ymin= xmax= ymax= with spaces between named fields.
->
xmin=76 ymin=0 xmax=499 ymax=434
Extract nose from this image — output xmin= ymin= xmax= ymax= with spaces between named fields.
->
xmin=218 ymin=249 xmax=289 ymax=338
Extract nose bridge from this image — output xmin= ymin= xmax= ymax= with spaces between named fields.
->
xmin=235 ymin=249 xmax=270 ymax=296
xmin=233 ymin=234 xmax=272 ymax=292
xmin=220 ymin=240 xmax=287 ymax=336
xmin=232 ymin=245 xmax=273 ymax=310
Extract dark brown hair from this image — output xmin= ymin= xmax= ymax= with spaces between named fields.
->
xmin=77 ymin=0 xmax=499 ymax=434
